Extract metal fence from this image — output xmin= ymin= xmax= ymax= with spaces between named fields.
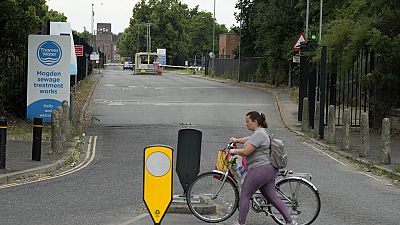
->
xmin=299 ymin=47 xmax=374 ymax=129
xmin=72 ymin=34 xmax=94 ymax=89
xmin=0 ymin=46 xmax=28 ymax=117
xmin=0 ymin=33 xmax=94 ymax=118
xmin=325 ymin=49 xmax=372 ymax=127
xmin=207 ymin=57 xmax=262 ymax=82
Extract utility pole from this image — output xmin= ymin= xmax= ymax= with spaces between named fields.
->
xmin=213 ymin=0 xmax=216 ymax=54
xmin=319 ymin=0 xmax=323 ymax=42
xmin=91 ymin=4 xmax=94 ymax=49
xmin=306 ymin=0 xmax=310 ymax=38
xmin=142 ymin=23 xmax=155 ymax=64
xmin=238 ymin=0 xmax=242 ymax=82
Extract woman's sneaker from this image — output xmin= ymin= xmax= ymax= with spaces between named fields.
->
xmin=286 ymin=221 xmax=298 ymax=225
xmin=232 ymin=221 xmax=245 ymax=225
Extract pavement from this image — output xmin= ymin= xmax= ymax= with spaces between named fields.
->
xmin=0 ymin=70 xmax=102 ymax=185
xmin=1 ymin=71 xmax=399 ymax=224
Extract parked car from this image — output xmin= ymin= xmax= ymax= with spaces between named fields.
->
xmin=123 ymin=61 xmax=133 ymax=70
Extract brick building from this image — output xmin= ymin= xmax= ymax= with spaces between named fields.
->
xmin=219 ymin=34 xmax=239 ymax=59
xmin=95 ymin=23 xmax=119 ymax=62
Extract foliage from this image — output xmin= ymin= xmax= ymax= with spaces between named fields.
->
xmin=322 ymin=1 xmax=400 ymax=127
xmin=117 ymin=0 xmax=228 ymax=65
xmin=0 ymin=0 xmax=68 ymax=116
xmin=236 ymin=0 xmax=400 ymax=125
xmin=73 ymin=30 xmax=92 ymax=44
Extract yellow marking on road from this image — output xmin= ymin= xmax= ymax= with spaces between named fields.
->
xmin=0 ymin=136 xmax=97 ymax=189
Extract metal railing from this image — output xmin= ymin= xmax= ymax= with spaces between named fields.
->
xmin=207 ymin=57 xmax=262 ymax=82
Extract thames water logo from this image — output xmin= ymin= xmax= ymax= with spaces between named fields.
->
xmin=37 ymin=41 xmax=62 ymax=66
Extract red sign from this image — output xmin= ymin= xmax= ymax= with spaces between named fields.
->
xmin=292 ymin=32 xmax=307 ymax=50
xmin=74 ymin=45 xmax=84 ymax=57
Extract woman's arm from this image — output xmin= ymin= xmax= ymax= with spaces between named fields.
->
xmin=230 ymin=136 xmax=250 ymax=144
xmin=229 ymin=144 xmax=256 ymax=157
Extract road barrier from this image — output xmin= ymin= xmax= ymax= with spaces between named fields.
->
xmin=381 ymin=118 xmax=391 ymax=164
xmin=176 ymin=129 xmax=202 ymax=195
xmin=360 ymin=113 xmax=370 ymax=157
xmin=32 ymin=117 xmax=43 ymax=161
xmin=143 ymin=145 xmax=173 ymax=225
xmin=0 ymin=119 xmax=7 ymax=169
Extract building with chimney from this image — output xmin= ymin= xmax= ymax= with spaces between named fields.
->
xmin=219 ymin=34 xmax=239 ymax=59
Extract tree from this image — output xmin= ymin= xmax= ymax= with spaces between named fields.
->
xmin=235 ymin=0 xmax=304 ymax=83
xmin=73 ymin=29 xmax=92 ymax=44
xmin=0 ymin=0 xmax=69 ymax=116
xmin=46 ymin=9 xmax=67 ymax=22
xmin=117 ymin=0 xmax=228 ymax=65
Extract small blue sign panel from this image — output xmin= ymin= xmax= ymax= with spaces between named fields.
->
xmin=37 ymin=41 xmax=63 ymax=66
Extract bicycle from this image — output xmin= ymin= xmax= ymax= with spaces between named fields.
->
xmin=186 ymin=143 xmax=321 ymax=225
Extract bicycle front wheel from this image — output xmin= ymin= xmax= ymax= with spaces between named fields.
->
xmin=269 ymin=178 xmax=321 ymax=225
xmin=187 ymin=171 xmax=239 ymax=223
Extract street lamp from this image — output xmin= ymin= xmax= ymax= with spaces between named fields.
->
xmin=305 ymin=0 xmax=323 ymax=42
xmin=238 ymin=0 xmax=243 ymax=82
xmin=306 ymin=0 xmax=309 ymax=38
xmin=319 ymin=0 xmax=323 ymax=42
xmin=212 ymin=0 xmax=216 ymax=54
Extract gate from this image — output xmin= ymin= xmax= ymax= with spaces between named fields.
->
xmin=298 ymin=44 xmax=372 ymax=137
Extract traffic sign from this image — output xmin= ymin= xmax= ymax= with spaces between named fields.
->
xmin=293 ymin=56 xmax=300 ymax=63
xmin=292 ymin=32 xmax=307 ymax=50
xmin=90 ymin=52 xmax=99 ymax=61
xmin=143 ymin=145 xmax=173 ymax=225
xmin=74 ymin=45 xmax=84 ymax=57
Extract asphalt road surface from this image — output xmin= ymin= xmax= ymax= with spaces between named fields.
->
xmin=1 ymin=67 xmax=399 ymax=225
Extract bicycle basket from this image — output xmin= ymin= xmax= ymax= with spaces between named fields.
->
xmin=215 ymin=149 xmax=229 ymax=172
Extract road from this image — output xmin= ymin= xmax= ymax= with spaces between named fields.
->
xmin=0 ymin=67 xmax=399 ymax=225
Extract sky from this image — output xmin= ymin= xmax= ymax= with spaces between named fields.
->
xmin=46 ymin=0 xmax=239 ymax=34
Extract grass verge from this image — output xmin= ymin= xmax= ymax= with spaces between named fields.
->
xmin=6 ymin=75 xmax=97 ymax=141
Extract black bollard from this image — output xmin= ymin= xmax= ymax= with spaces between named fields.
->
xmin=176 ymin=129 xmax=202 ymax=195
xmin=0 ymin=119 xmax=7 ymax=169
xmin=32 ymin=117 xmax=43 ymax=161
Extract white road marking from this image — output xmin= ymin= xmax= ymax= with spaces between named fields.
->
xmin=115 ymin=213 xmax=148 ymax=225
xmin=108 ymin=103 xmax=125 ymax=106
xmin=93 ymin=99 xmax=269 ymax=107
xmin=0 ymin=136 xmax=97 ymax=189
xmin=302 ymin=142 xmax=347 ymax=166
xmin=302 ymin=141 xmax=388 ymax=184
xmin=101 ymin=86 xmax=238 ymax=90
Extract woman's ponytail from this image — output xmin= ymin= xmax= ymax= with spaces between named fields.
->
xmin=260 ymin=113 xmax=268 ymax=128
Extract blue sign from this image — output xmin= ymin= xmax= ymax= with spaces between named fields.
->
xmin=37 ymin=41 xmax=63 ymax=66
xmin=28 ymin=35 xmax=70 ymax=123
xmin=157 ymin=49 xmax=167 ymax=66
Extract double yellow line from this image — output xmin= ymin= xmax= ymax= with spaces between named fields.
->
xmin=0 ymin=136 xmax=98 ymax=189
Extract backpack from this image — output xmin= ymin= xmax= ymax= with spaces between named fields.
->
xmin=266 ymin=130 xmax=288 ymax=169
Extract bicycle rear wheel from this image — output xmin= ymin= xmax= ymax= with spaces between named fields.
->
xmin=187 ymin=171 xmax=239 ymax=223
xmin=268 ymin=178 xmax=321 ymax=225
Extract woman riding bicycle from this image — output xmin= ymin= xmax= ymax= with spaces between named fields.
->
xmin=229 ymin=111 xmax=297 ymax=225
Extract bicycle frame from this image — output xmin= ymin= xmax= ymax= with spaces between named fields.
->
xmin=211 ymin=168 xmax=318 ymax=216
xmin=211 ymin=169 xmax=237 ymax=200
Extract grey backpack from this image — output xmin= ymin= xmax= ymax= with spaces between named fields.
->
xmin=266 ymin=130 xmax=287 ymax=169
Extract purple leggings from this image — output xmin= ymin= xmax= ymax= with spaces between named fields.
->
xmin=238 ymin=163 xmax=292 ymax=224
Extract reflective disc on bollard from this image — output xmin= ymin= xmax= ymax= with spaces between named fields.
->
xmin=143 ymin=145 xmax=173 ymax=225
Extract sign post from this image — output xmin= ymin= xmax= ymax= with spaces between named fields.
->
xmin=143 ymin=145 xmax=173 ymax=225
xmin=74 ymin=45 xmax=84 ymax=57
xmin=27 ymin=35 xmax=71 ymax=122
